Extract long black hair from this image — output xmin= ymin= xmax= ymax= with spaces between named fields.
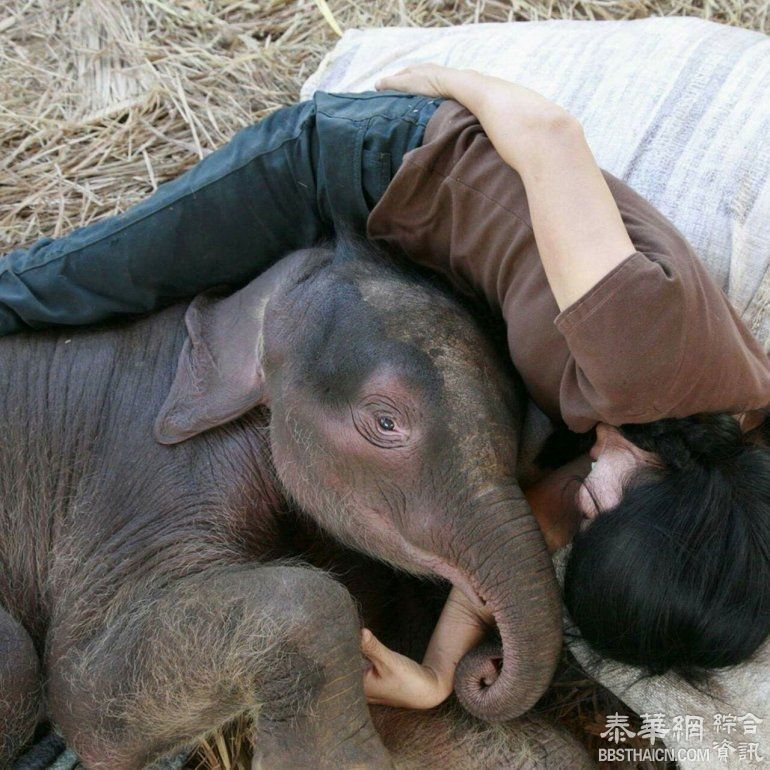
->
xmin=564 ymin=412 xmax=770 ymax=682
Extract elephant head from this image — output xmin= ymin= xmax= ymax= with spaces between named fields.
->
xmin=154 ymin=240 xmax=562 ymax=721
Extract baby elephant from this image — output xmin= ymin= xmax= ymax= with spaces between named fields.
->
xmin=0 ymin=240 xmax=571 ymax=769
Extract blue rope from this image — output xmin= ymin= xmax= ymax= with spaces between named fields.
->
xmin=12 ymin=735 xmax=188 ymax=770
xmin=48 ymin=750 xmax=78 ymax=770
xmin=11 ymin=734 xmax=65 ymax=770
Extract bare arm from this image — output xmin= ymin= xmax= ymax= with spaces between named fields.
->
xmin=362 ymin=586 xmax=492 ymax=709
xmin=377 ymin=66 xmax=635 ymax=311
xmin=422 ymin=586 xmax=493 ymax=688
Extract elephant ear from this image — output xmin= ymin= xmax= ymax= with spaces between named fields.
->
xmin=154 ymin=286 xmax=268 ymax=445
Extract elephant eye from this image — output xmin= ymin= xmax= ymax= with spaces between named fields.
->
xmin=352 ymin=398 xmax=411 ymax=449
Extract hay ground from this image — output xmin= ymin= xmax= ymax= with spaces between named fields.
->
xmin=0 ymin=1 xmax=765 ymax=768
xmin=1 ymin=0 xmax=768 ymax=250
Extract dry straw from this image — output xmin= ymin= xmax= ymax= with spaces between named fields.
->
xmin=1 ymin=0 xmax=767 ymax=250
xmin=1 ymin=1 xmax=766 ymax=768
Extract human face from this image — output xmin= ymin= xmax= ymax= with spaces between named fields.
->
xmin=577 ymin=423 xmax=659 ymax=528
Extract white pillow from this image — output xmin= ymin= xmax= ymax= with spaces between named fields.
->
xmin=302 ymin=17 xmax=770 ymax=351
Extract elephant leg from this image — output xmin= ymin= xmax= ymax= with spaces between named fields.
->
xmin=46 ymin=564 xmax=392 ymax=770
xmin=0 ymin=604 xmax=41 ymax=766
xmin=372 ymin=700 xmax=595 ymax=770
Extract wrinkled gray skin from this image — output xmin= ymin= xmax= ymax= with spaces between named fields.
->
xmin=0 ymin=241 xmax=589 ymax=769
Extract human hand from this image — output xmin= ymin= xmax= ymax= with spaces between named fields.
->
xmin=376 ymin=64 xmax=578 ymax=172
xmin=375 ymin=63 xmax=462 ymax=98
xmin=361 ymin=629 xmax=451 ymax=709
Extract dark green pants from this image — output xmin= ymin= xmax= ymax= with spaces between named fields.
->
xmin=0 ymin=91 xmax=441 ymax=335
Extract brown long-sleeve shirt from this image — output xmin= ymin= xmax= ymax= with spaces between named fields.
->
xmin=367 ymin=101 xmax=770 ymax=433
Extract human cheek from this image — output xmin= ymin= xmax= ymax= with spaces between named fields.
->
xmin=580 ymin=460 xmax=625 ymax=517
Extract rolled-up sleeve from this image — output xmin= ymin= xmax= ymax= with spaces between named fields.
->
xmin=556 ymin=244 xmax=770 ymax=429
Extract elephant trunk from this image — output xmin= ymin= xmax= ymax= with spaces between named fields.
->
xmin=452 ymin=485 xmax=563 ymax=721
